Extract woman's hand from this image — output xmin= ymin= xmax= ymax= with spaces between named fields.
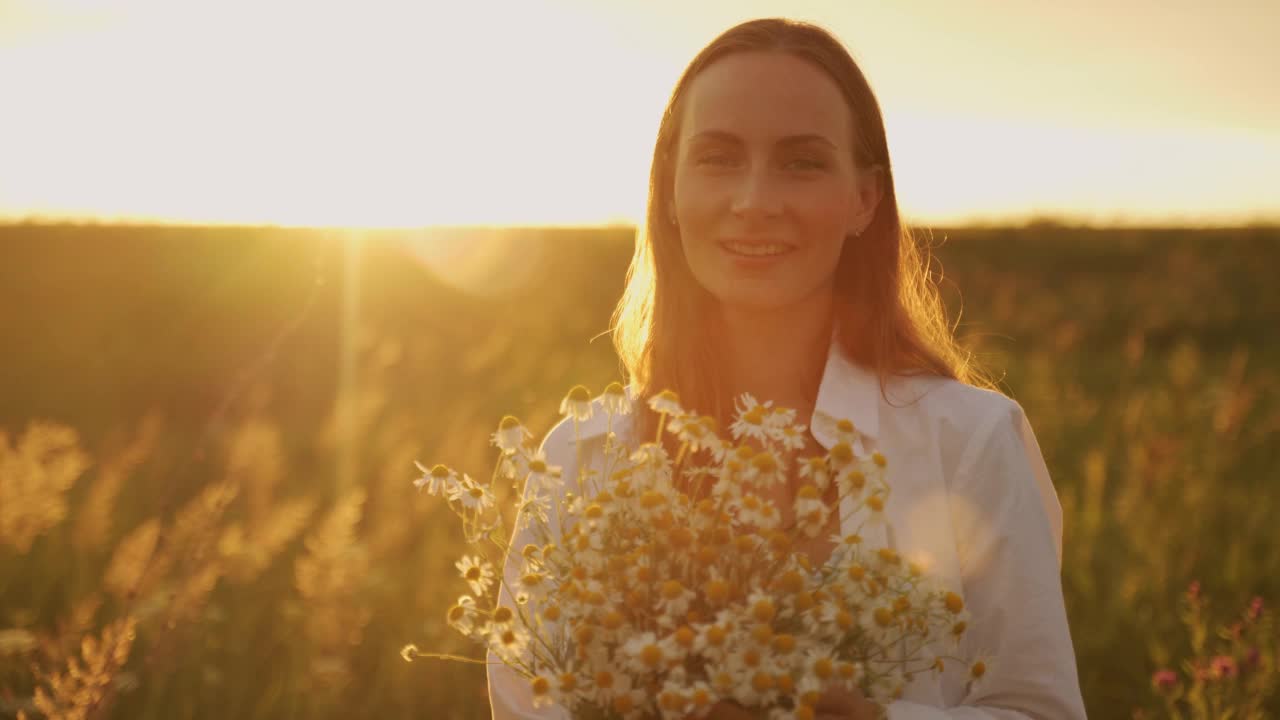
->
xmin=812 ymin=682 xmax=884 ymax=720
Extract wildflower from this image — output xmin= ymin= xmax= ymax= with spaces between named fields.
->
xmin=1247 ymin=596 xmax=1264 ymax=623
xmin=445 ymin=595 xmax=478 ymax=634
xmin=412 ymin=462 xmax=457 ymax=496
xmin=455 ymin=556 xmax=496 ymax=596
xmin=814 ymin=409 xmax=855 ymax=443
xmin=745 ymin=450 xmax=784 ymax=488
xmin=560 ymin=385 xmax=594 ymax=421
xmin=516 ymin=491 xmax=551 ymax=531
xmin=648 ymin=389 xmax=684 ymax=416
xmin=489 ymin=625 xmax=530 ymax=662
xmin=657 ymin=579 xmax=696 ymax=621
xmin=491 ymin=416 xmax=528 ymax=453
xmin=522 ymin=450 xmax=562 ymax=492
xmin=622 ymin=631 xmax=668 ymax=673
xmin=747 ymin=592 xmax=778 ymax=624
xmin=530 ymin=673 xmax=557 ymax=708
xmin=447 ymin=474 xmax=495 ymax=513
xmin=835 ymin=467 xmax=867 ymax=499
xmin=1209 ymin=655 xmax=1238 ymax=680
xmin=797 ymin=456 xmax=830 ymax=490
xmin=966 ymin=656 xmax=993 ymax=692
xmin=862 ymin=493 xmax=887 ymax=525
xmin=602 ymin=381 xmax=633 ymax=416
xmin=794 ymin=484 xmax=830 ymax=538
xmin=1150 ymin=669 xmax=1179 ymax=695
xmin=730 ymin=396 xmax=771 ymax=442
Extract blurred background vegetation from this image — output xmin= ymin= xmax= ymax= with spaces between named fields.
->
xmin=0 ymin=223 xmax=1277 ymax=718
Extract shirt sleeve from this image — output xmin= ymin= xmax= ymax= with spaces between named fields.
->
xmin=886 ymin=400 xmax=1087 ymax=720
xmin=488 ymin=420 xmax=574 ymax=720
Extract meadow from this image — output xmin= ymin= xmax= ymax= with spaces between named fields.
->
xmin=0 ymin=223 xmax=1276 ymax=719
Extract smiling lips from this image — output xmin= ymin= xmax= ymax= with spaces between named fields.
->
xmin=719 ymin=239 xmax=796 ymax=257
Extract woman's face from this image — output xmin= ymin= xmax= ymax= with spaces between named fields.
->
xmin=672 ymin=51 xmax=876 ymax=313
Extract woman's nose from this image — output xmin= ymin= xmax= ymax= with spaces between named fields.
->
xmin=729 ymin=167 xmax=782 ymax=221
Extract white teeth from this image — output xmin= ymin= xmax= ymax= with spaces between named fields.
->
xmin=724 ymin=242 xmax=793 ymax=257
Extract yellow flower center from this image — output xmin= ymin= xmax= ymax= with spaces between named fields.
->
xmin=751 ymin=672 xmax=775 ymax=692
xmin=661 ymin=580 xmax=686 ymax=600
xmin=674 ymin=626 xmax=696 ymax=648
xmin=706 ymin=625 xmax=728 ymax=646
xmin=772 ymin=634 xmax=796 ymax=654
xmin=640 ymin=644 xmax=663 ymax=668
xmin=752 ymin=598 xmax=777 ymax=623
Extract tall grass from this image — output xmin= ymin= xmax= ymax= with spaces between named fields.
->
xmin=0 ymin=223 xmax=1276 ymax=718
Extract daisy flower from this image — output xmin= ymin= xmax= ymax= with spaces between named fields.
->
xmin=797 ymin=456 xmax=830 ymax=490
xmin=412 ymin=462 xmax=458 ymax=496
xmin=810 ymin=411 xmax=858 ymax=444
xmin=744 ymin=449 xmax=785 ymax=488
xmin=647 ymin=389 xmax=684 ymax=416
xmin=966 ymin=654 xmax=994 ymax=693
xmin=656 ymin=579 xmax=696 ymax=623
xmin=490 ymin=415 xmax=529 ymax=454
xmin=489 ymin=624 xmax=530 ymax=662
xmin=835 ymin=466 xmax=868 ymax=501
xmin=730 ymin=400 xmax=770 ymax=442
xmin=659 ymin=624 xmax=699 ymax=664
xmin=523 ymin=449 xmax=562 ymax=492
xmin=447 ymin=474 xmax=495 ymax=513
xmin=602 ymin=381 xmax=633 ymax=416
xmin=793 ymin=486 xmax=831 ymax=538
xmin=621 ymin=631 xmax=669 ymax=674
xmin=516 ymin=491 xmax=551 ymax=532
xmin=456 ymin=555 xmax=496 ymax=596
xmin=560 ymin=384 xmax=594 ymax=421
xmin=529 ymin=672 xmax=557 ymax=709
xmin=445 ymin=595 xmax=479 ymax=634
xmin=861 ymin=492 xmax=888 ymax=526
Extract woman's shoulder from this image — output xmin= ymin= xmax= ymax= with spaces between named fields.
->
xmin=883 ymin=371 xmax=1028 ymax=443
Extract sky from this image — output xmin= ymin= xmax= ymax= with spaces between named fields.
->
xmin=1 ymin=0 xmax=1278 ymax=227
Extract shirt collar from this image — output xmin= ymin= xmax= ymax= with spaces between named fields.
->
xmin=809 ymin=335 xmax=880 ymax=449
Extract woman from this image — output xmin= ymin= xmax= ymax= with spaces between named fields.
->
xmin=489 ymin=17 xmax=1087 ymax=720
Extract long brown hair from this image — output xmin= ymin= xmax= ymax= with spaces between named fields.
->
xmin=611 ymin=17 xmax=997 ymax=445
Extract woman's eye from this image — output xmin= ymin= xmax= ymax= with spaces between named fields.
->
xmin=695 ymin=154 xmax=738 ymax=168
xmin=786 ymin=157 xmax=826 ymax=171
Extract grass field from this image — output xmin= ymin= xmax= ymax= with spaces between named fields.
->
xmin=1 ymin=223 xmax=1277 ymax=719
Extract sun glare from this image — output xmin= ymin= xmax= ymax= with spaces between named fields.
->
xmin=1 ymin=0 xmax=1277 ymax=227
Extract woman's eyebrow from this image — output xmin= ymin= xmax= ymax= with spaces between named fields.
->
xmin=686 ymin=130 xmax=838 ymax=149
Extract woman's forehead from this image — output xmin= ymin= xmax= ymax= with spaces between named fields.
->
xmin=680 ymin=51 xmax=851 ymax=147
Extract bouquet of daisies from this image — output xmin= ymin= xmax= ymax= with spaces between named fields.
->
xmin=407 ymin=384 xmax=978 ymax=720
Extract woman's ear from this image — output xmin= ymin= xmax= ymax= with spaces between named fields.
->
xmin=847 ymin=165 xmax=885 ymax=236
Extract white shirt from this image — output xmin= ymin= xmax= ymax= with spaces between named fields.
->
xmin=489 ymin=339 xmax=1087 ymax=719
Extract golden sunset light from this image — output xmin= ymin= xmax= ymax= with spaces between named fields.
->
xmin=2 ymin=0 xmax=1277 ymax=227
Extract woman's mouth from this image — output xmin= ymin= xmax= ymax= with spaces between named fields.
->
xmin=719 ymin=240 xmax=796 ymax=258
